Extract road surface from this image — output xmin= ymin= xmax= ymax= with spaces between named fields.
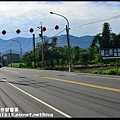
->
xmin=0 ymin=67 xmax=120 ymax=118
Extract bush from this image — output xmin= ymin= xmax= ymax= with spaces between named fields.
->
xmin=106 ymin=70 xmax=116 ymax=75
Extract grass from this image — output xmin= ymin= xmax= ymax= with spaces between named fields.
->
xmin=74 ymin=66 xmax=120 ymax=75
xmin=7 ymin=63 xmax=26 ymax=68
xmin=6 ymin=62 xmax=120 ymax=75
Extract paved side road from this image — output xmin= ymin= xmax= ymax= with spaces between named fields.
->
xmin=0 ymin=67 xmax=120 ymax=118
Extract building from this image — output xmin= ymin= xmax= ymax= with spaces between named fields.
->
xmin=2 ymin=53 xmax=20 ymax=66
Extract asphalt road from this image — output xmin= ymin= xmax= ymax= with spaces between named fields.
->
xmin=0 ymin=67 xmax=120 ymax=118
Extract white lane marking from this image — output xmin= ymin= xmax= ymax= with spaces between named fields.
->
xmin=1 ymin=79 xmax=72 ymax=118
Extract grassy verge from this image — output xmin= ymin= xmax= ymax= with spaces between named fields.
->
xmin=74 ymin=66 xmax=120 ymax=75
xmin=6 ymin=63 xmax=120 ymax=75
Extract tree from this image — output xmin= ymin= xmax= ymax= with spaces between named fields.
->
xmin=90 ymin=22 xmax=111 ymax=49
xmin=50 ymin=37 xmax=57 ymax=48
xmin=90 ymin=33 xmax=102 ymax=50
xmin=22 ymin=51 xmax=33 ymax=68
xmin=90 ymin=22 xmax=112 ymax=64
xmin=101 ymin=22 xmax=111 ymax=48
xmin=110 ymin=33 xmax=120 ymax=48
xmin=71 ymin=46 xmax=81 ymax=65
xmin=80 ymin=51 xmax=89 ymax=66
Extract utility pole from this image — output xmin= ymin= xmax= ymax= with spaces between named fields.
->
xmin=33 ymin=33 xmax=36 ymax=68
xmin=10 ymin=49 xmax=12 ymax=68
xmin=38 ymin=22 xmax=44 ymax=69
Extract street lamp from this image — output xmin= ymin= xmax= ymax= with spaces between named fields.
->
xmin=50 ymin=12 xmax=72 ymax=72
xmin=12 ymin=39 xmax=22 ymax=68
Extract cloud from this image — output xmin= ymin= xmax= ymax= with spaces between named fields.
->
xmin=0 ymin=1 xmax=120 ymax=40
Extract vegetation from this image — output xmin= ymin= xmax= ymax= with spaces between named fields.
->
xmin=9 ymin=22 xmax=120 ymax=75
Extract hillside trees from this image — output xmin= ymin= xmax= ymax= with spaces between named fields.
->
xmin=71 ymin=46 xmax=81 ymax=65
xmin=90 ymin=22 xmax=111 ymax=49
xmin=22 ymin=51 xmax=33 ymax=67
xmin=90 ymin=22 xmax=120 ymax=64
xmin=110 ymin=33 xmax=120 ymax=48
xmin=22 ymin=37 xmax=90 ymax=68
xmin=22 ymin=22 xmax=120 ymax=69
xmin=90 ymin=22 xmax=120 ymax=49
xmin=101 ymin=22 xmax=111 ymax=48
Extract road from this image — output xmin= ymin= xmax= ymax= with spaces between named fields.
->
xmin=0 ymin=67 xmax=120 ymax=118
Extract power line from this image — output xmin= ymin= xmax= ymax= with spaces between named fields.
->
xmin=45 ymin=29 xmax=66 ymax=41
xmin=52 ymin=29 xmax=66 ymax=37
xmin=1 ymin=14 xmax=120 ymax=35
xmin=72 ymin=14 xmax=120 ymax=29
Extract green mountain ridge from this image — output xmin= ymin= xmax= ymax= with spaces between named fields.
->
xmin=0 ymin=35 xmax=93 ymax=54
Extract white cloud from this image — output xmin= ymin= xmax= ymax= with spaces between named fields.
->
xmin=0 ymin=1 xmax=120 ymax=40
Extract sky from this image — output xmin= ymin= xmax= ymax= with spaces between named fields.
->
xmin=0 ymin=1 xmax=120 ymax=40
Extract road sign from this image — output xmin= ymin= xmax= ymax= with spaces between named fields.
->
xmin=100 ymin=48 xmax=120 ymax=59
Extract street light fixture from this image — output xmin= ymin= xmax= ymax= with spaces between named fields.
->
xmin=12 ymin=39 xmax=22 ymax=68
xmin=50 ymin=11 xmax=72 ymax=72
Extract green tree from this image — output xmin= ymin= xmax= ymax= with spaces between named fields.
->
xmin=101 ymin=22 xmax=111 ymax=48
xmin=71 ymin=46 xmax=81 ymax=65
xmin=50 ymin=37 xmax=57 ymax=67
xmin=90 ymin=22 xmax=112 ymax=64
xmin=110 ymin=33 xmax=120 ymax=48
xmin=79 ymin=49 xmax=90 ymax=66
xmin=90 ymin=22 xmax=111 ymax=49
xmin=22 ymin=51 xmax=33 ymax=68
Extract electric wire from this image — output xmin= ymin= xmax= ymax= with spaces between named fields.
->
xmin=1 ymin=14 xmax=120 ymax=51
xmin=72 ymin=14 xmax=120 ymax=29
xmin=1 ymin=14 xmax=120 ymax=36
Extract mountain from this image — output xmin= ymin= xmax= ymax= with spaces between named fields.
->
xmin=56 ymin=35 xmax=93 ymax=48
xmin=0 ymin=35 xmax=94 ymax=54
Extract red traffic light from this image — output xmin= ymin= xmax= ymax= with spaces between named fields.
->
xmin=42 ymin=27 xmax=46 ymax=31
xmin=2 ymin=30 xmax=6 ymax=35
xmin=16 ymin=29 xmax=21 ymax=34
xmin=55 ymin=25 xmax=59 ymax=30
xmin=29 ymin=28 xmax=34 ymax=33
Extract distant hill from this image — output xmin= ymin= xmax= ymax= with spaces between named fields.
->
xmin=57 ymin=35 xmax=93 ymax=48
xmin=0 ymin=35 xmax=94 ymax=54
